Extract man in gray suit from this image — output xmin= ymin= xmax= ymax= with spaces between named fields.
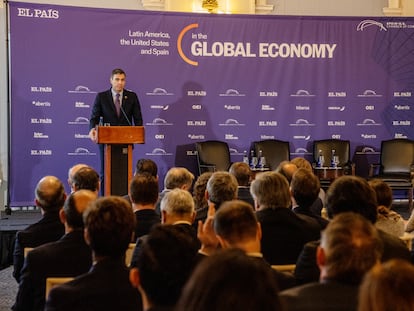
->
xmin=280 ymin=212 xmax=382 ymax=311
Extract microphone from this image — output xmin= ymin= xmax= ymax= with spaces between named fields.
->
xmin=120 ymin=105 xmax=132 ymax=126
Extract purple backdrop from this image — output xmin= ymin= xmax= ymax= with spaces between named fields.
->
xmin=9 ymin=2 xmax=414 ymax=206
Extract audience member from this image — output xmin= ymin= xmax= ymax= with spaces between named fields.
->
xmin=358 ymin=259 xmax=414 ymax=311
xmin=368 ymin=178 xmax=405 ymax=237
xmin=294 ymin=175 xmax=411 ymax=285
xmin=134 ymin=158 xmax=158 ymax=178
xmin=130 ymin=225 xmax=199 ymax=311
xmin=71 ymin=166 xmax=100 ymax=194
xmin=67 ymin=163 xmax=88 ymax=193
xmin=251 ymin=171 xmax=320 ymax=264
xmin=198 ymin=200 xmax=296 ymax=290
xmin=130 ymin=188 xmax=199 ymax=267
xmin=275 ymin=160 xmax=297 ymax=183
xmin=290 ymin=168 xmax=328 ymax=229
xmin=155 ymin=167 xmax=194 ymax=214
xmin=229 ymin=162 xmax=255 ymax=207
xmin=290 ymin=156 xmax=324 ymax=215
xmin=176 ymin=249 xmax=283 ymax=311
xmin=45 ymin=196 xmax=141 ymax=311
xmin=13 ymin=190 xmax=96 ymax=311
xmin=129 ymin=174 xmax=160 ymax=241
xmin=192 ymin=171 xmax=213 ymax=212
xmin=13 ymin=176 xmax=66 ymax=283
xmin=194 ymin=171 xmax=238 ymax=226
xmin=280 ymin=212 xmax=382 ymax=311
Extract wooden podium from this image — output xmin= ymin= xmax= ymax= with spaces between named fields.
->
xmin=97 ymin=126 xmax=145 ymax=196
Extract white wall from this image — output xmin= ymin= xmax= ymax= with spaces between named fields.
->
xmin=0 ymin=0 xmax=396 ymax=209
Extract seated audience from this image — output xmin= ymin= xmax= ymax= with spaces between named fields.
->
xmin=368 ymin=178 xmax=405 ymax=237
xmin=71 ymin=166 xmax=100 ymax=194
xmin=275 ymin=160 xmax=297 ymax=183
xmin=176 ymin=248 xmax=283 ymax=311
xmin=251 ymin=172 xmax=320 ymax=265
xmin=290 ymin=168 xmax=328 ymax=229
xmin=134 ymin=158 xmax=158 ymax=178
xmin=13 ymin=176 xmax=66 ymax=283
xmin=67 ymin=163 xmax=88 ymax=193
xmin=229 ymin=162 xmax=255 ymax=207
xmin=358 ymin=259 xmax=414 ymax=311
xmin=130 ymin=225 xmax=199 ymax=311
xmin=129 ymin=174 xmax=160 ymax=241
xmin=280 ymin=212 xmax=382 ymax=311
xmin=294 ymin=175 xmax=411 ymax=285
xmin=192 ymin=171 xmax=213 ymax=212
xmin=45 ymin=196 xmax=141 ymax=311
xmin=13 ymin=190 xmax=95 ymax=311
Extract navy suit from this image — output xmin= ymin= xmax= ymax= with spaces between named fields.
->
xmin=45 ymin=257 xmax=142 ymax=311
xmin=13 ymin=211 xmax=64 ymax=283
xmin=12 ymin=230 xmax=92 ymax=311
xmin=89 ymin=88 xmax=143 ymax=195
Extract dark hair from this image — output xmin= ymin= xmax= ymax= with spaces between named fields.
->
xmin=214 ymin=200 xmax=258 ymax=244
xmin=111 ymin=68 xmax=126 ymax=77
xmin=135 ymin=158 xmax=158 ymax=177
xmin=63 ymin=190 xmax=96 ymax=229
xmin=136 ymin=225 xmax=199 ymax=307
xmin=326 ymin=176 xmax=378 ymax=223
xmin=129 ymin=174 xmax=159 ymax=205
xmin=176 ymin=249 xmax=282 ymax=311
xmin=192 ymin=172 xmax=213 ymax=211
xmin=84 ymin=196 xmax=135 ymax=258
xmin=72 ymin=167 xmax=100 ymax=192
xmin=35 ymin=176 xmax=66 ymax=212
xmin=291 ymin=168 xmax=320 ymax=208
xmin=368 ymin=179 xmax=393 ymax=208
xmin=229 ymin=162 xmax=251 ymax=186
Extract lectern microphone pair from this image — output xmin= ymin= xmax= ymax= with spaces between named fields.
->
xmin=96 ymin=126 xmax=145 ymax=196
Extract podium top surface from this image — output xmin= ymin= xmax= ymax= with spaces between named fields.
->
xmin=97 ymin=126 xmax=145 ymax=144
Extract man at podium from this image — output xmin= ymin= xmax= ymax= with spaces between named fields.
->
xmin=89 ymin=68 xmax=143 ymax=195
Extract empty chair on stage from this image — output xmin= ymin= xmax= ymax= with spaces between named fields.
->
xmin=252 ymin=139 xmax=290 ymax=170
xmin=195 ymin=140 xmax=231 ymax=174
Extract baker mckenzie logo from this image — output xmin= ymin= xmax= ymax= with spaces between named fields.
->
xmin=356 ymin=20 xmax=387 ymax=31
xmin=177 ymin=23 xmax=337 ymax=66
xmin=17 ymin=7 xmax=59 ymax=19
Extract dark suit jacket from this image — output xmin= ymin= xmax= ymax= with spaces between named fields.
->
xmin=237 ymin=187 xmax=255 ymax=208
xmin=12 ymin=230 xmax=92 ymax=311
xmin=134 ymin=209 xmax=160 ymax=241
xmin=294 ymin=229 xmax=412 ymax=285
xmin=13 ymin=211 xmax=65 ymax=282
xmin=292 ymin=205 xmax=329 ymax=230
xmin=279 ymin=281 xmax=359 ymax=311
xmin=45 ymin=257 xmax=142 ymax=311
xmin=89 ymin=89 xmax=142 ymax=129
xmin=256 ymin=207 xmax=321 ymax=265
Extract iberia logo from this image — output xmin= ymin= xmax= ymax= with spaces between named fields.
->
xmin=177 ymin=23 xmax=199 ymax=66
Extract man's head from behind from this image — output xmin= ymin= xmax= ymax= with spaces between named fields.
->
xmin=135 ymin=158 xmax=158 ymax=178
xmin=160 ymin=188 xmax=195 ymax=224
xmin=250 ymin=172 xmax=291 ymax=210
xmin=205 ymin=171 xmax=238 ymax=209
xmin=61 ymin=189 xmax=97 ymax=230
xmin=35 ymin=176 xmax=66 ymax=213
xmin=84 ymin=196 xmax=135 ymax=259
xmin=129 ymin=174 xmax=159 ymax=206
xmin=326 ymin=176 xmax=378 ymax=223
xmin=72 ymin=166 xmax=100 ymax=193
xmin=290 ymin=168 xmax=320 ymax=208
xmin=229 ymin=162 xmax=251 ymax=187
xmin=130 ymin=224 xmax=199 ymax=309
xmin=317 ymin=212 xmax=382 ymax=285
xmin=67 ymin=163 xmax=88 ymax=192
xmin=214 ymin=200 xmax=261 ymax=250
xmin=164 ymin=167 xmax=194 ymax=191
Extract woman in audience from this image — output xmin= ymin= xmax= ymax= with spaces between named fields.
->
xmin=176 ymin=249 xmax=283 ymax=311
xmin=192 ymin=172 xmax=213 ymax=212
xmin=368 ymin=179 xmax=405 ymax=237
xmin=358 ymin=259 xmax=414 ymax=311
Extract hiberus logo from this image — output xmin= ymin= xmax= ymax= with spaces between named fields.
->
xmin=17 ymin=7 xmax=59 ymax=19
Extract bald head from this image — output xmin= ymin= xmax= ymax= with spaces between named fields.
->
xmin=35 ymin=176 xmax=66 ymax=212
xmin=63 ymin=190 xmax=97 ymax=230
